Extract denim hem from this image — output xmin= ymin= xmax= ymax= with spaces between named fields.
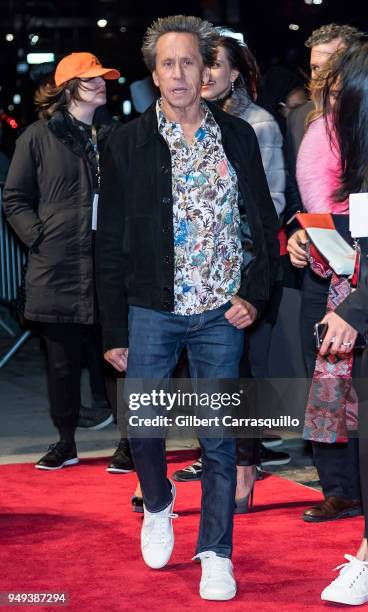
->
xmin=195 ymin=547 xmax=232 ymax=559
xmin=144 ymin=495 xmax=173 ymax=513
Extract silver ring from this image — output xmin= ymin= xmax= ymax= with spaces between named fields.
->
xmin=342 ymin=341 xmax=352 ymax=347
xmin=330 ymin=336 xmax=336 ymax=343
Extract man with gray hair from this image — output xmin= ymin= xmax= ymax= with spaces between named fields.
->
xmin=96 ymin=15 xmax=278 ymax=600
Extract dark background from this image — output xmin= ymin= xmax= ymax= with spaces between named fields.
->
xmin=0 ymin=0 xmax=366 ymax=143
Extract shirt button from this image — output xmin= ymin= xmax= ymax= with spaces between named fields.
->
xmin=162 ymin=196 xmax=171 ymax=204
xmin=164 ymin=255 xmax=170 ymax=263
xmin=161 ymin=165 xmax=169 ymax=174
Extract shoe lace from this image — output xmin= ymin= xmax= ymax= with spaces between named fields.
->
xmin=196 ymin=552 xmax=233 ymax=582
xmin=146 ymin=512 xmax=178 ymax=545
xmin=332 ymin=555 xmax=368 ymax=590
xmin=182 ymin=459 xmax=202 ymax=474
xmin=48 ymin=441 xmax=70 ymax=454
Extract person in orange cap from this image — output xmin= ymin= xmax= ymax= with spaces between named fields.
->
xmin=3 ymin=52 xmax=134 ymax=472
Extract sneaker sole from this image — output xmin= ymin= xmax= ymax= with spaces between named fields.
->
xmin=35 ymin=458 xmax=79 ymax=470
xmin=321 ymin=591 xmax=368 ymax=605
xmin=77 ymin=414 xmax=114 ymax=431
xmin=261 ymin=457 xmax=291 ymax=466
xmin=303 ymin=506 xmax=362 ymax=522
xmin=106 ymin=467 xmax=134 ymax=474
xmin=172 ymin=473 xmax=202 ymax=482
xmin=200 ymin=588 xmax=237 ymax=601
xmin=261 ymin=439 xmax=283 ymax=448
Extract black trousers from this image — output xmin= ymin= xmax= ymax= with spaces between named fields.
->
xmin=40 ymin=322 xmax=108 ymax=441
xmin=236 ymin=284 xmax=284 ymax=466
xmin=357 ymin=351 xmax=368 ymax=537
xmin=300 ymin=267 xmax=361 ymax=501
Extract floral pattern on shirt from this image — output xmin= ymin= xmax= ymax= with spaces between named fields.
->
xmin=157 ymin=101 xmax=242 ymax=315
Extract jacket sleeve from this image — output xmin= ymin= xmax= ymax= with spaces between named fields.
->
xmin=237 ymin=125 xmax=280 ymax=315
xmin=2 ymin=129 xmax=43 ymax=250
xmin=95 ymin=130 xmax=129 ymax=351
xmin=335 ymin=277 xmax=368 ymax=335
xmin=251 ymin=118 xmax=286 ymax=217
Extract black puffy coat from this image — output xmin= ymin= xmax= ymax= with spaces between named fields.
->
xmin=3 ymin=110 xmax=117 ymax=324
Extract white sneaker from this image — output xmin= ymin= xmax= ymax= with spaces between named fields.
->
xmin=321 ymin=554 xmax=368 ymax=605
xmin=141 ymin=481 xmax=177 ymax=569
xmin=194 ymin=551 xmax=237 ymax=601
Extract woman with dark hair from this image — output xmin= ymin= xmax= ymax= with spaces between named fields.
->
xmin=316 ymin=42 xmax=368 ymax=605
xmin=202 ymin=34 xmax=285 ymax=216
xmin=287 ymin=41 xmax=365 ymax=524
xmin=172 ymin=34 xmax=287 ymax=512
xmin=2 ymin=53 xmax=128 ymax=470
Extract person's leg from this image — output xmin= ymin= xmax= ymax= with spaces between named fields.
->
xmin=126 ymin=306 xmax=183 ymax=512
xmin=185 ymin=303 xmax=243 ymax=559
xmin=196 ymin=436 xmax=237 ymax=558
xmin=358 ymin=357 xmax=368 ymax=547
xmin=300 ymin=268 xmax=361 ymax=509
xmin=235 ymin=438 xmax=260 ymax=512
xmin=320 ymin=359 xmax=368 ymax=605
xmin=35 ymin=323 xmax=84 ymax=469
xmin=77 ymin=323 xmax=116 ymax=431
xmin=40 ymin=322 xmax=84 ymax=442
xmin=83 ymin=323 xmax=110 ymax=404
xmin=312 ymin=439 xmax=361 ymax=501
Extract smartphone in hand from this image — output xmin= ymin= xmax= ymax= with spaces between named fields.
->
xmin=314 ymin=323 xmax=328 ymax=350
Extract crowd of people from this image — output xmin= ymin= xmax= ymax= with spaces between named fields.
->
xmin=2 ymin=13 xmax=368 ymax=605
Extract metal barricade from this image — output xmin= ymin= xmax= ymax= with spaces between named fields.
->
xmin=0 ymin=183 xmax=31 ymax=368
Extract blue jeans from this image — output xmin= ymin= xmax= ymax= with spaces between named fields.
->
xmin=126 ymin=302 xmax=244 ymax=558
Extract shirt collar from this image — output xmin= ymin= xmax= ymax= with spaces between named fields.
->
xmin=156 ymin=98 xmax=217 ymax=140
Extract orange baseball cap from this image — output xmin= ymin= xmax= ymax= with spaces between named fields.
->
xmin=55 ymin=52 xmax=120 ymax=86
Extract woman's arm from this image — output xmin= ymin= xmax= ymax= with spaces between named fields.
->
xmin=251 ymin=118 xmax=286 ymax=217
xmin=3 ymin=129 xmax=43 ymax=250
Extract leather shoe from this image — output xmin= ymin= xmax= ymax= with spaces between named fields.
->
xmin=303 ymin=496 xmax=362 ymax=522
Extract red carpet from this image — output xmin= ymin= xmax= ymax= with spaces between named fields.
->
xmin=0 ymin=452 xmax=364 ymax=611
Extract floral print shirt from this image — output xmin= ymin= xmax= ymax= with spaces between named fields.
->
xmin=157 ymin=100 xmax=242 ymax=315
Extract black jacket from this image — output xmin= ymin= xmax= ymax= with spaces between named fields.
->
xmin=96 ymin=102 xmax=280 ymax=351
xmin=336 ymin=238 xmax=368 ymax=335
xmin=3 ymin=110 xmax=117 ymax=324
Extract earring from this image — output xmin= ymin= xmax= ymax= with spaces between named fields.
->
xmin=231 ymin=81 xmax=235 ymax=92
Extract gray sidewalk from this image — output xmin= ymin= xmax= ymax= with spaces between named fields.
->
xmin=0 ymin=331 xmax=120 ymax=464
xmin=0 ymin=327 xmax=197 ymax=465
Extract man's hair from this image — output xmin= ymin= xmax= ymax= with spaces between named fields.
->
xmin=142 ymin=15 xmax=216 ymax=72
xmin=305 ymin=23 xmax=363 ymax=49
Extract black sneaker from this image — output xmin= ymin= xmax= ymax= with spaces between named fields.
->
xmin=35 ymin=442 xmax=79 ymax=471
xmin=106 ymin=439 xmax=134 ymax=473
xmin=172 ymin=458 xmax=202 ymax=482
xmin=77 ymin=402 xmax=113 ymax=431
xmin=261 ymin=435 xmax=283 ymax=448
xmin=260 ymin=446 xmax=291 ymax=467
